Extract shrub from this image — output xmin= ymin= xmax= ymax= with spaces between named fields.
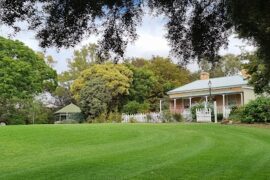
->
xmin=172 ymin=113 xmax=184 ymax=122
xmin=241 ymin=97 xmax=270 ymax=123
xmin=107 ymin=112 xmax=122 ymax=123
xmin=123 ymin=101 xmax=141 ymax=114
xmin=161 ymin=110 xmax=174 ymax=123
xmin=129 ymin=117 xmax=137 ymax=123
xmin=123 ymin=101 xmax=150 ymax=114
xmin=228 ymin=97 xmax=270 ymax=123
xmin=56 ymin=119 xmax=78 ymax=124
xmin=217 ymin=113 xmax=223 ymax=122
xmin=138 ymin=102 xmax=150 ymax=113
xmin=228 ymin=106 xmax=244 ymax=122
xmin=89 ymin=113 xmax=107 ymax=123
xmin=0 ymin=98 xmax=55 ymax=125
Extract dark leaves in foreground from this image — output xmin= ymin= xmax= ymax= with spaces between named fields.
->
xmin=0 ymin=0 xmax=269 ymax=66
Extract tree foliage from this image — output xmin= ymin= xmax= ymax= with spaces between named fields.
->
xmin=72 ymin=63 xmax=133 ymax=117
xmin=126 ymin=57 xmax=191 ymax=111
xmin=123 ymin=101 xmax=150 ymax=114
xmin=52 ymin=86 xmax=74 ymax=107
xmin=0 ymin=36 xmax=57 ymax=99
xmin=0 ymin=98 xmax=54 ymax=125
xmin=1 ymin=1 xmax=269 ymax=66
xmin=145 ymin=56 xmax=191 ymax=92
xmin=53 ymin=44 xmax=100 ymax=107
xmin=229 ymin=97 xmax=270 ymax=123
xmin=59 ymin=44 xmax=101 ymax=82
xmin=79 ymin=77 xmax=112 ymax=119
xmin=243 ymin=52 xmax=270 ymax=94
xmin=199 ymin=54 xmax=242 ymax=78
xmin=71 ymin=63 xmax=133 ymax=101
xmin=127 ymin=65 xmax=158 ymax=103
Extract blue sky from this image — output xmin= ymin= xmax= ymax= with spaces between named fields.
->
xmin=0 ymin=14 xmax=255 ymax=73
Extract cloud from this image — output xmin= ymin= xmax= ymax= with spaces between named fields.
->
xmin=126 ymin=15 xmax=170 ymax=59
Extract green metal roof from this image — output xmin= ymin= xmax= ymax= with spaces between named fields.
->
xmin=55 ymin=103 xmax=81 ymax=114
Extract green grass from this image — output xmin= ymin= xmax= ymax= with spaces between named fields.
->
xmin=0 ymin=124 xmax=269 ymax=180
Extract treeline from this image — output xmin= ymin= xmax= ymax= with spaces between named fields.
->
xmin=0 ymin=38 xmax=245 ymax=124
xmin=56 ymin=44 xmax=193 ymax=122
xmin=55 ymin=44 xmax=244 ymax=122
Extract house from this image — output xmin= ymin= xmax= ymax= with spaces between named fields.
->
xmin=167 ymin=72 xmax=256 ymax=117
xmin=54 ymin=103 xmax=83 ymax=122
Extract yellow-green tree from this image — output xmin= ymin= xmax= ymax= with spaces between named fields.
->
xmin=72 ymin=63 xmax=133 ymax=115
xmin=72 ymin=63 xmax=132 ymax=100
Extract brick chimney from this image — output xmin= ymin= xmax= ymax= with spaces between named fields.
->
xmin=200 ymin=72 xmax=210 ymax=80
xmin=240 ymin=69 xmax=250 ymax=79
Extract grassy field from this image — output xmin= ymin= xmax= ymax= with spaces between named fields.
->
xmin=0 ymin=124 xmax=269 ymax=180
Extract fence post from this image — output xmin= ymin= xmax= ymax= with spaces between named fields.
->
xmin=214 ymin=101 xmax=217 ymax=123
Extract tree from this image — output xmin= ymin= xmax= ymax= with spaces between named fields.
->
xmin=125 ymin=57 xmax=191 ymax=111
xmin=0 ymin=36 xmax=57 ymax=99
xmin=59 ymin=44 xmax=100 ymax=82
xmin=71 ymin=63 xmax=133 ymax=112
xmin=123 ymin=101 xmax=150 ymax=114
xmin=52 ymin=44 xmax=100 ymax=107
xmin=199 ymin=54 xmax=242 ymax=78
xmin=1 ymin=1 xmax=269 ymax=65
xmin=145 ymin=56 xmax=191 ymax=93
xmin=129 ymin=58 xmax=149 ymax=68
xmin=79 ymin=77 xmax=112 ymax=119
xmin=127 ymin=66 xmax=158 ymax=103
xmin=52 ymin=86 xmax=74 ymax=107
xmin=0 ymin=37 xmax=57 ymax=124
xmin=243 ymin=52 xmax=270 ymax=94
xmin=0 ymin=98 xmax=54 ymax=125
xmin=36 ymin=52 xmax=57 ymax=67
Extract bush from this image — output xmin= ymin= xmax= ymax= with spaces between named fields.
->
xmin=161 ymin=110 xmax=174 ymax=123
xmin=88 ymin=113 xmax=107 ymax=123
xmin=87 ymin=112 xmax=122 ymax=123
xmin=172 ymin=113 xmax=184 ymax=122
xmin=0 ymin=98 xmax=55 ymax=125
xmin=129 ymin=117 xmax=137 ymax=123
xmin=229 ymin=97 xmax=270 ymax=123
xmin=241 ymin=97 xmax=270 ymax=123
xmin=228 ymin=106 xmax=244 ymax=122
xmin=57 ymin=119 xmax=78 ymax=124
xmin=123 ymin=101 xmax=150 ymax=114
xmin=217 ymin=113 xmax=223 ymax=122
xmin=123 ymin=101 xmax=140 ymax=114
xmin=107 ymin=112 xmax=122 ymax=123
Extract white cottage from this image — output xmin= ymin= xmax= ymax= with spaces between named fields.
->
xmin=167 ymin=72 xmax=256 ymax=116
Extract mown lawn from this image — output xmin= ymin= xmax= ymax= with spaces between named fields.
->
xmin=0 ymin=124 xmax=269 ymax=180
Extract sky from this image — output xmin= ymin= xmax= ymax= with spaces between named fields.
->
xmin=0 ymin=13 xmax=255 ymax=73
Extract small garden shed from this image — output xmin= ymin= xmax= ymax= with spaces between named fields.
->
xmin=54 ymin=103 xmax=84 ymax=122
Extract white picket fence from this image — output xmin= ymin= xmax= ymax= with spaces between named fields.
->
xmin=217 ymin=106 xmax=232 ymax=119
xmin=182 ymin=109 xmax=192 ymax=121
xmin=122 ymin=113 xmax=162 ymax=123
xmin=196 ymin=108 xmax=212 ymax=122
